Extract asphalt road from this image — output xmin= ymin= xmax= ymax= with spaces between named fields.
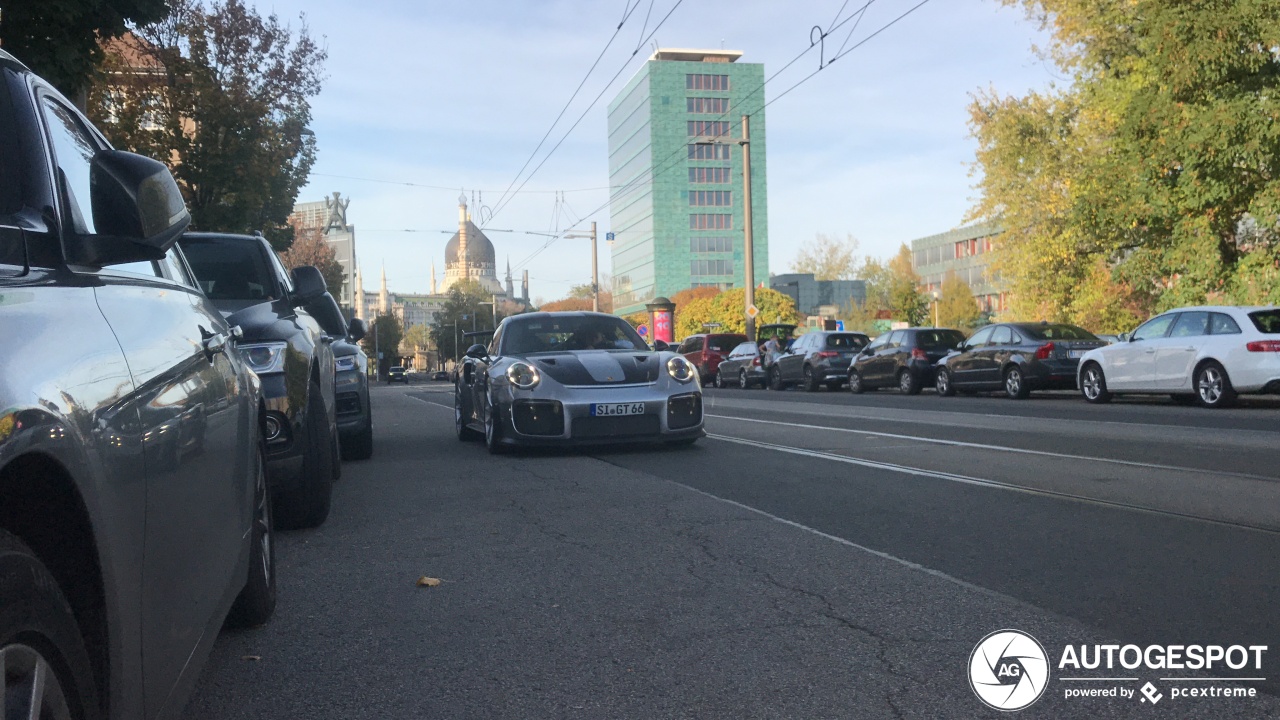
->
xmin=186 ymin=380 xmax=1280 ymax=719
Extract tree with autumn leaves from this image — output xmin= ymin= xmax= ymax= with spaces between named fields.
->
xmin=970 ymin=0 xmax=1280 ymax=331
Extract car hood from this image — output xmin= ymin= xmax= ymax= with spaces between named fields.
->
xmin=525 ymin=350 xmax=662 ymax=385
xmin=216 ymin=299 xmax=296 ymax=341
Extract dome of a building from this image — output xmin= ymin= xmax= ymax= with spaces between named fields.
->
xmin=444 ymin=221 xmax=496 ymax=266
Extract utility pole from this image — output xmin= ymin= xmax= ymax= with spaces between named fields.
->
xmin=564 ymin=222 xmax=600 ymax=312
xmin=739 ymin=114 xmax=757 ymax=342
xmin=373 ymin=316 xmax=380 ymax=381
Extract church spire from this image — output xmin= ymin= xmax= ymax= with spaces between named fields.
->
xmin=505 ymin=256 xmax=514 ymax=298
xmin=431 ymin=260 xmax=437 ymax=295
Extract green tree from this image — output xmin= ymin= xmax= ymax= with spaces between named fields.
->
xmin=707 ymin=287 xmax=802 ymax=335
xmin=430 ymin=280 xmax=496 ymax=362
xmin=401 ymin=324 xmax=432 ymax=357
xmin=0 ymin=0 xmax=169 ymax=104
xmin=362 ymin=314 xmax=403 ymax=366
xmin=886 ymin=244 xmax=927 ymax=326
xmin=971 ymin=0 xmax=1280 ymax=318
xmin=87 ymin=0 xmax=327 ymax=250
xmin=936 ymin=271 xmax=982 ymax=330
xmin=675 ymin=296 xmax=717 ymax=338
xmin=790 ymin=233 xmax=862 ymax=280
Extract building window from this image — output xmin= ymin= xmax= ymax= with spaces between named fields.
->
xmin=687 ymin=120 xmax=730 ymax=137
xmin=688 ymin=144 xmax=731 ymax=160
xmin=689 ymin=190 xmax=732 ymax=207
xmin=689 ymin=167 xmax=732 ymax=183
xmin=689 ymin=214 xmax=733 ymax=230
xmin=687 ymin=97 xmax=730 ymax=114
xmin=692 ymin=259 xmax=733 ymax=276
xmin=686 ymin=74 xmax=730 ymax=91
xmin=690 ymin=236 xmax=734 ymax=253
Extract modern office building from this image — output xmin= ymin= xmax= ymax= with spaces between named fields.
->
xmin=608 ymin=48 xmax=769 ymax=316
xmin=290 ymin=192 xmax=358 ymax=308
xmin=770 ymin=273 xmax=867 ymax=318
xmin=910 ymin=221 xmax=1007 ymax=313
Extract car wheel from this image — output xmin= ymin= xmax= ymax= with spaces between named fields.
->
xmin=275 ymin=379 xmax=334 ymax=530
xmin=714 ymin=371 xmax=725 ymax=389
xmin=1080 ymin=363 xmax=1112 ymax=404
xmin=802 ymin=366 xmax=820 ymax=392
xmin=935 ymin=368 xmax=956 ymax=397
xmin=0 ymin=529 xmax=99 ymax=720
xmin=484 ymin=395 xmax=507 ymax=455
xmin=848 ymin=370 xmax=865 ymax=394
xmin=738 ymin=369 xmax=750 ymax=390
xmin=228 ymin=443 xmax=276 ymax=627
xmin=1004 ymin=366 xmax=1031 ymax=399
xmin=455 ymin=386 xmax=482 ymax=441
xmin=1195 ymin=361 xmax=1237 ymax=408
xmin=898 ymin=369 xmax=921 ymax=395
xmin=768 ymin=366 xmax=785 ymax=391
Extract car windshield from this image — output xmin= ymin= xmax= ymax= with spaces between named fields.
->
xmin=708 ymin=335 xmax=747 ymax=352
xmin=825 ymin=333 xmax=867 ymax=349
xmin=180 ymin=237 xmax=276 ymax=301
xmin=1248 ymin=310 xmax=1280 ymax=334
xmin=501 ymin=315 xmax=647 ymax=355
xmin=1020 ymin=324 xmax=1098 ymax=341
xmin=915 ymin=330 xmax=966 ymax=349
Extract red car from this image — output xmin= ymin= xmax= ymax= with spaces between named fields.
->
xmin=678 ymin=333 xmax=749 ymax=384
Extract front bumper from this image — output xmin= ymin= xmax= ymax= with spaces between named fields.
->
xmin=496 ymin=386 xmax=705 ymax=447
xmin=335 ymin=370 xmax=368 ymax=434
xmin=258 ymin=372 xmax=306 ymax=491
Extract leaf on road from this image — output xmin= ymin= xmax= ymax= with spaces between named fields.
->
xmin=242 ymin=655 xmax=262 ymax=662
xmin=416 ymin=576 xmax=442 ymax=587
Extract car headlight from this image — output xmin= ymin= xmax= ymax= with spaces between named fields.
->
xmin=666 ymin=355 xmax=696 ymax=383
xmin=334 ymin=355 xmax=357 ymax=372
xmin=239 ymin=342 xmax=287 ymax=374
xmin=506 ymin=361 xmax=541 ymax=389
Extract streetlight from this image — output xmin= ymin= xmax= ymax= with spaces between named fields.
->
xmin=691 ymin=115 xmax=757 ymax=340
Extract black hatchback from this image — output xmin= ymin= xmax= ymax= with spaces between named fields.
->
xmin=935 ymin=322 xmax=1106 ymax=399
xmin=849 ymin=328 xmax=966 ymax=394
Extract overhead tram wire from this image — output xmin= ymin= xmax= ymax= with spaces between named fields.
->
xmin=307 ymin=172 xmax=610 ymax=194
xmin=484 ymin=0 xmax=686 ymax=227
xmin=506 ymin=0 xmax=935 ymax=275
xmin=485 ymin=0 xmax=645 ymax=224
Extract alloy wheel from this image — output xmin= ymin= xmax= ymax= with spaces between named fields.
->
xmin=0 ymin=644 xmax=74 ymax=720
xmin=1005 ymin=368 xmax=1024 ymax=398
xmin=898 ymin=371 xmax=913 ymax=394
xmin=1198 ymin=366 xmax=1223 ymax=405
xmin=1082 ymin=368 xmax=1103 ymax=401
xmin=739 ymin=370 xmax=749 ymax=389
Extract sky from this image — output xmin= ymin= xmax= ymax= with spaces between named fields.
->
xmin=258 ymin=0 xmax=1056 ymax=302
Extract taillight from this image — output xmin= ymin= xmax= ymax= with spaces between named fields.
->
xmin=911 ymin=347 xmax=927 ymax=361
xmin=752 ymin=357 xmax=761 ymax=366
xmin=815 ymin=351 xmax=839 ymax=359
xmin=1034 ymin=342 xmax=1055 ymax=360
xmin=1247 ymin=340 xmax=1280 ymax=352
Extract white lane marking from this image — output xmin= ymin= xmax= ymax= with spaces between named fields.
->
xmin=409 ymin=395 xmax=452 ymax=410
xmin=667 ymin=480 xmax=1049 ymax=613
xmin=707 ymin=433 xmax=1280 ymax=535
xmin=705 ymin=413 xmax=1275 ymax=482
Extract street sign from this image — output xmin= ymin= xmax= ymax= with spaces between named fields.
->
xmin=746 ymin=304 xmax=759 ymax=319
xmin=637 ymin=324 xmax=648 ymax=336
xmin=378 ymin=352 xmax=384 ymax=359
xmin=835 ymin=320 xmax=845 ymax=331
xmin=703 ymin=322 xmax=722 ymax=330
xmin=605 ymin=232 xmax=615 ymax=241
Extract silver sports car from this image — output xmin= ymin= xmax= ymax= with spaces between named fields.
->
xmin=454 ymin=312 xmax=705 ymax=452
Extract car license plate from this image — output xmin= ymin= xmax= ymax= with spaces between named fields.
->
xmin=591 ymin=402 xmax=645 ymax=417
xmin=1069 ymin=349 xmax=1085 ymax=359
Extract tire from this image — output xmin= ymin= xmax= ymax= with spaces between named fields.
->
xmin=848 ymin=370 xmax=865 ymax=394
xmin=275 ymin=380 xmax=334 ymax=530
xmin=935 ymin=368 xmax=956 ymax=397
xmin=1080 ymin=363 xmax=1112 ymax=404
xmin=455 ymin=386 xmax=482 ymax=441
xmin=768 ymin=366 xmax=786 ymax=391
xmin=713 ymin=371 xmax=725 ymax=389
xmin=802 ymin=365 xmax=820 ymax=392
xmin=738 ymin=369 xmax=750 ymax=390
xmin=1003 ymin=365 xmax=1031 ymax=399
xmin=0 ymin=529 xmax=100 ymax=720
xmin=227 ymin=444 xmax=276 ymax=628
xmin=1194 ymin=361 xmax=1237 ymax=408
xmin=897 ymin=369 xmax=921 ymax=395
xmin=484 ymin=395 xmax=507 ymax=455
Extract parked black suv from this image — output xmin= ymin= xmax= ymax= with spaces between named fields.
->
xmin=770 ymin=331 xmax=870 ymax=391
xmin=0 ymin=50 xmax=275 ymax=720
xmin=180 ymin=233 xmax=341 ymax=528
xmin=849 ymin=327 xmax=966 ymax=394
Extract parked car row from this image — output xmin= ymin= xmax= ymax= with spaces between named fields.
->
xmin=0 ymin=50 xmax=374 ymax=719
xmin=691 ymin=307 xmax=1280 ymax=408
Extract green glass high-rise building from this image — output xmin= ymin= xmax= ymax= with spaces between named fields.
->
xmin=607 ymin=49 xmax=769 ymax=316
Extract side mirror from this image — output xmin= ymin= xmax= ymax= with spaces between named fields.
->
xmin=465 ymin=343 xmax=489 ymax=360
xmin=653 ymin=340 xmax=670 ymax=351
xmin=290 ymin=265 xmax=327 ymax=306
xmin=1120 ymin=332 xmax=1132 ymax=342
xmin=69 ymin=150 xmax=192 ymax=266
xmin=347 ymin=318 xmax=367 ymax=342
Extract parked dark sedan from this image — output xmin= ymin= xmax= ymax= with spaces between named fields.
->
xmin=433 ymin=370 xmax=450 ymax=381
xmin=0 ymin=48 xmax=274 ymax=720
xmin=935 ymin=322 xmax=1106 ymax=399
xmin=849 ymin=328 xmax=966 ymax=394
xmin=180 ymin=233 xmax=341 ymax=528
xmin=714 ymin=341 xmax=768 ymax=389
xmin=770 ymin=331 xmax=870 ymax=391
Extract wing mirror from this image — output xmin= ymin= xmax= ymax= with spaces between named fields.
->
xmin=347 ymin=318 xmax=367 ymax=342
xmin=289 ymin=265 xmax=327 ymax=306
xmin=1120 ymin=332 xmax=1132 ymax=342
xmin=67 ymin=150 xmax=192 ymax=267
xmin=653 ymin=340 xmax=670 ymax=351
xmin=465 ymin=343 xmax=489 ymax=360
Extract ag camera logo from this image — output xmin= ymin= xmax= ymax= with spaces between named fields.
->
xmin=969 ymin=629 xmax=1050 ymax=711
